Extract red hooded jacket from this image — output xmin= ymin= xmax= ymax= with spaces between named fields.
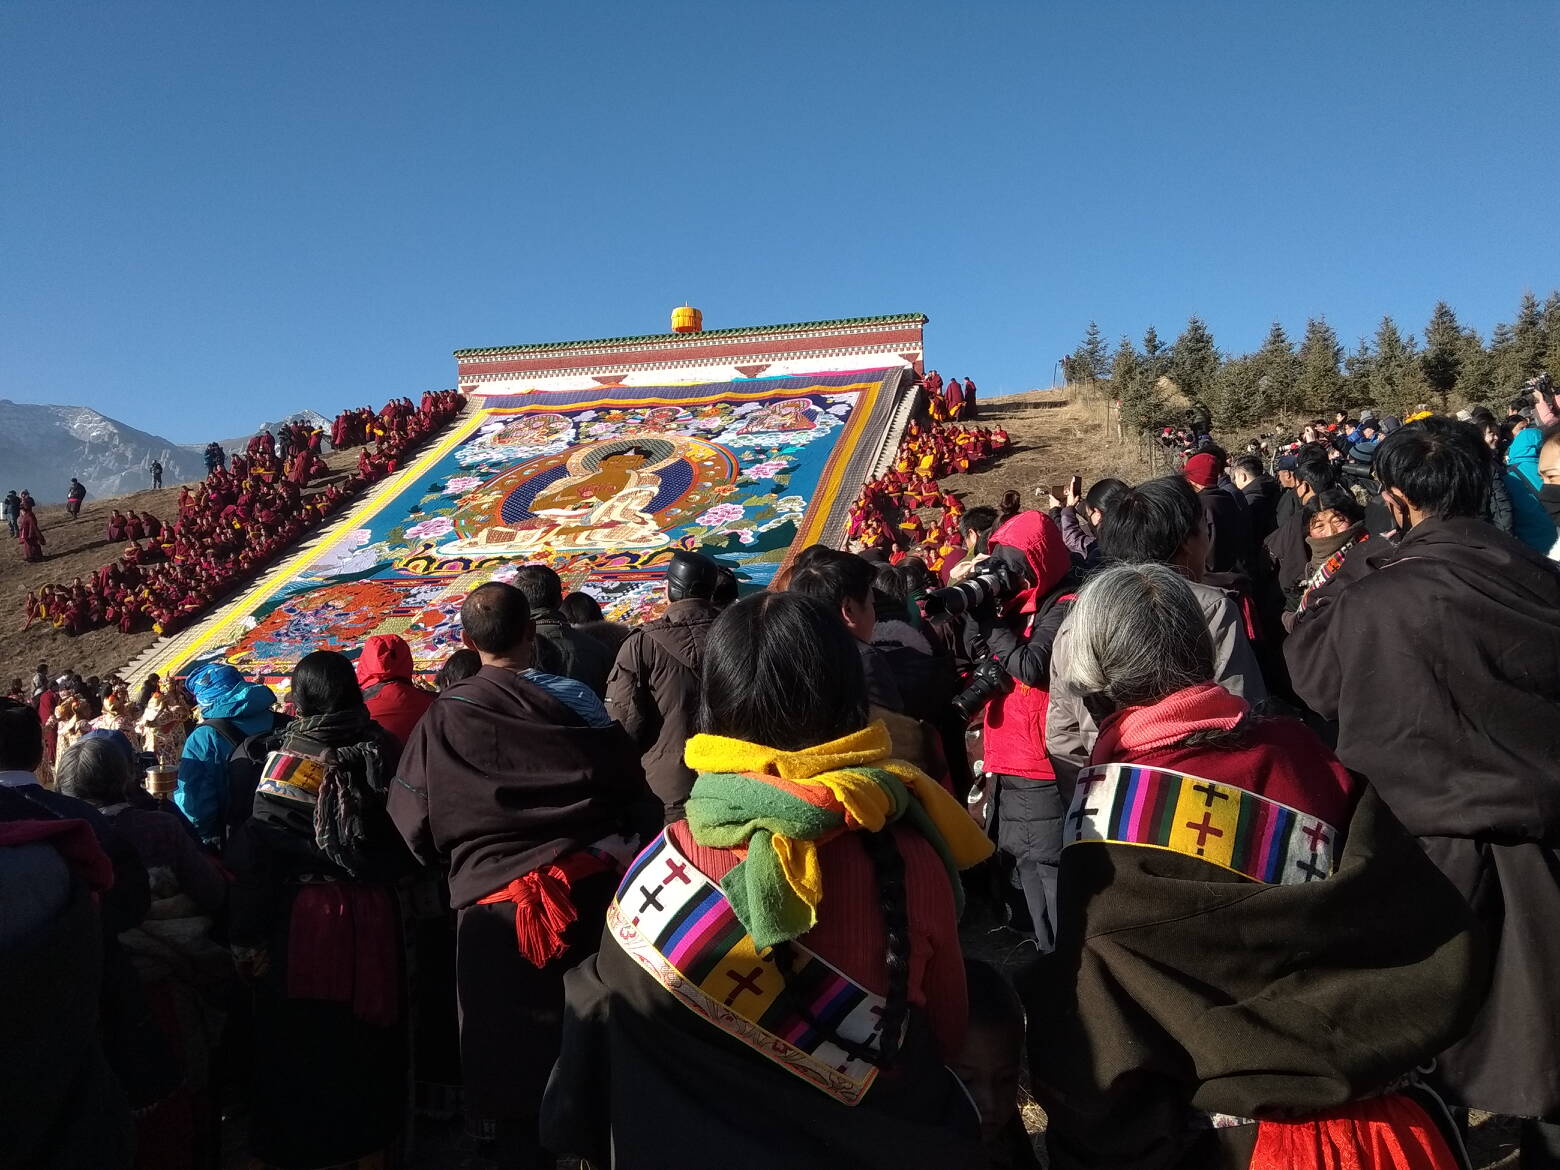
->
xmin=356 ymin=634 xmax=435 ymax=749
xmin=981 ymin=512 xmax=1076 ymax=781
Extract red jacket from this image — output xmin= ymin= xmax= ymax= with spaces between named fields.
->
xmin=982 ymin=512 xmax=1074 ymax=781
xmin=356 ymin=634 xmax=434 ymax=748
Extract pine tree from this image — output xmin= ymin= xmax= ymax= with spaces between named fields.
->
xmin=1296 ymin=318 xmax=1343 ymax=415
xmin=1342 ymin=338 xmax=1376 ymax=413
xmin=1169 ymin=317 xmax=1220 ymax=406
xmin=1420 ymin=301 xmax=1463 ymax=410
xmin=1372 ymin=317 xmax=1409 ymax=410
xmin=1370 ymin=317 xmax=1425 ymax=414
xmin=1457 ymin=327 xmax=1496 ymax=406
xmin=1110 ymin=336 xmax=1140 ymax=397
xmin=1251 ymin=322 xmax=1299 ymax=416
xmin=1072 ymin=321 xmax=1111 ymax=385
xmin=1495 ymin=291 xmax=1546 ymax=391
xmin=1142 ymin=324 xmax=1165 ymax=365
xmin=1543 ymin=291 xmax=1560 ymax=376
xmin=1209 ymin=355 xmax=1260 ymax=428
xmin=1112 ymin=336 xmax=1163 ymax=431
xmin=1136 ymin=325 xmax=1166 ymax=399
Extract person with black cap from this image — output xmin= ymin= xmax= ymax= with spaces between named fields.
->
xmin=606 ymin=550 xmax=723 ymax=822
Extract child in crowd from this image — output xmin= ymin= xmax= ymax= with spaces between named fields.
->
xmin=952 ymin=960 xmax=1042 ymax=1169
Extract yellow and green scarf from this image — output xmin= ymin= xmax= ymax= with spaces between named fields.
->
xmin=684 ymin=722 xmax=993 ymax=948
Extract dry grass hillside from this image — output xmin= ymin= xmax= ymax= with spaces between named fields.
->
xmin=949 ymin=387 xmax=1168 ymax=509
xmin=0 ymin=449 xmax=362 ymax=686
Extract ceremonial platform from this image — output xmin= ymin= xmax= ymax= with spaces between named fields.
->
xmin=128 ymin=311 xmax=927 ymax=687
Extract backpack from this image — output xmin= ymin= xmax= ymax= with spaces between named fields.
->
xmin=203 ymin=713 xmax=292 ymax=839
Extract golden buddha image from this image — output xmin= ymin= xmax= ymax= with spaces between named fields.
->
xmin=445 ymin=438 xmax=685 ymax=554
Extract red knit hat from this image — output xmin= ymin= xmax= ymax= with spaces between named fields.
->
xmin=1183 ymin=453 xmax=1219 ymax=488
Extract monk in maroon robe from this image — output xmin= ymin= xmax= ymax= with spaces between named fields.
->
xmin=17 ymin=505 xmax=44 ymax=562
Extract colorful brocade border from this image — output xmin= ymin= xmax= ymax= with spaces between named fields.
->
xmin=1064 ymin=763 xmax=1340 ymax=885
xmin=607 ymin=830 xmax=891 ymax=1106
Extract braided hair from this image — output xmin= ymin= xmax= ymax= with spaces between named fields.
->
xmin=770 ymin=827 xmax=913 ymax=1069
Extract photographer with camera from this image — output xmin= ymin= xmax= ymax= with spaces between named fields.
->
xmin=942 ymin=504 xmax=1000 ymax=586
xmin=939 ymin=510 xmax=1079 ymax=951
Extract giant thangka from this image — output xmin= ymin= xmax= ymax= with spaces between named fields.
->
xmin=151 ymin=369 xmax=911 ymax=687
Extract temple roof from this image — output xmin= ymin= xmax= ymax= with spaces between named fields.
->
xmin=453 ymin=313 xmax=927 ymax=359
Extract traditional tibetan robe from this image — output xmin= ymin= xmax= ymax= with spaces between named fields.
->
xmin=1024 ymin=688 xmax=1486 ymax=1170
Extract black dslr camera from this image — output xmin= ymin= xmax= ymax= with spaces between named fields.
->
xmin=1530 ymin=372 xmax=1556 ymax=414
xmin=951 ymin=658 xmax=1014 ymax=722
xmin=922 ymin=558 xmax=1020 ymax=621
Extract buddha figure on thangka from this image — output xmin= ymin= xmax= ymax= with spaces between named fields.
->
xmin=443 ymin=436 xmax=739 ymax=556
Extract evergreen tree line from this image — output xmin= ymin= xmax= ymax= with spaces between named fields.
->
xmin=1064 ymin=290 xmax=1560 ymax=433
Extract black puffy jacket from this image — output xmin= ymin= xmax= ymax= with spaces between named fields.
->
xmin=605 ymin=599 xmax=719 ymax=822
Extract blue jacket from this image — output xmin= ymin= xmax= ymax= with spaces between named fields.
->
xmin=176 ymin=676 xmax=277 ymax=841
xmin=1507 ymin=428 xmax=1544 ymax=494
xmin=1506 ymin=468 xmax=1558 ymax=554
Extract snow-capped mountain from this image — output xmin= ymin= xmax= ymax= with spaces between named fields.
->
xmin=0 ymin=401 xmax=328 ymax=504
xmin=0 ymin=400 xmax=207 ymax=503
xmin=199 ymin=409 xmax=334 ymax=458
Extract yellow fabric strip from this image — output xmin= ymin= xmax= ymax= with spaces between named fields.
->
xmin=685 ymin=722 xmax=994 ymax=877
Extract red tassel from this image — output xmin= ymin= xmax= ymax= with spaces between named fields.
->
xmin=477 ymin=850 xmax=616 ymax=968
xmin=510 ymin=867 xmax=577 ymax=967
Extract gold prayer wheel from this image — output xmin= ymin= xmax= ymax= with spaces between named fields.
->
xmin=144 ymin=764 xmax=178 ymax=798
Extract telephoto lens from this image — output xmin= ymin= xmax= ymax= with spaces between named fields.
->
xmin=922 ymin=561 xmax=1015 ymax=621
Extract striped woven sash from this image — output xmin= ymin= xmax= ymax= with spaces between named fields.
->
xmin=607 ymin=831 xmax=890 ymax=1105
xmin=256 ymin=748 xmax=327 ymax=802
xmin=1064 ymin=763 xmax=1340 ymax=885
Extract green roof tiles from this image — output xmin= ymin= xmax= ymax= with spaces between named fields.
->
xmin=453 ymin=313 xmax=927 ymax=359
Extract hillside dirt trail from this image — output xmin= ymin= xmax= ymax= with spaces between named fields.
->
xmin=942 ymin=388 xmax=1166 ymax=510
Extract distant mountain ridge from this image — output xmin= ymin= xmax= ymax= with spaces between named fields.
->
xmin=0 ymin=399 xmax=322 ymax=503
xmin=195 ymin=409 xmax=334 ymax=460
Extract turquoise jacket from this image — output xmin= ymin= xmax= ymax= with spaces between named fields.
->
xmin=1507 ymin=428 xmax=1544 ymax=494
xmin=176 ymin=667 xmax=277 ymax=841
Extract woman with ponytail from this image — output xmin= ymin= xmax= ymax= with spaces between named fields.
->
xmin=545 ymin=591 xmax=992 ymax=1170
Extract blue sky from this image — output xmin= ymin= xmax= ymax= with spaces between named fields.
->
xmin=3 ymin=1 xmax=1556 ymax=443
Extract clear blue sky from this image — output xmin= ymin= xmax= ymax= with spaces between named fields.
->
xmin=3 ymin=1 xmax=1556 ymax=443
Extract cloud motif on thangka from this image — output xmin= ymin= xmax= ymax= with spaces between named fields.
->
xmin=305 ymin=528 xmax=384 ymax=578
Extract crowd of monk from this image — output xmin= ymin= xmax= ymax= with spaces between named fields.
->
xmin=331 ymin=396 xmax=430 ymax=450
xmin=922 ymin=368 xmax=979 ymax=422
xmin=846 ymin=417 xmax=1010 ymax=575
xmin=18 ymin=390 xmax=465 ymax=639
